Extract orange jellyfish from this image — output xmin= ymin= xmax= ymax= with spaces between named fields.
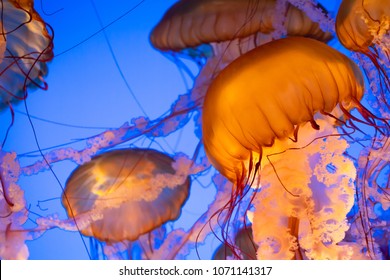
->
xmin=150 ymin=0 xmax=332 ymax=52
xmin=336 ymin=0 xmax=389 ymax=57
xmin=0 ymin=0 xmax=54 ymax=110
xmin=150 ymin=0 xmax=333 ymax=109
xmin=202 ymin=37 xmax=370 ymax=258
xmin=62 ymin=149 xmax=190 ymax=244
xmin=202 ymin=37 xmax=365 ymax=186
xmin=336 ymin=0 xmax=390 ymax=111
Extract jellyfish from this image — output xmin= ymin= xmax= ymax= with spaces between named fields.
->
xmin=150 ymin=0 xmax=333 ymax=112
xmin=203 ymin=36 xmax=365 ymax=185
xmin=4 ymin=0 xmax=390 ymax=260
xmin=336 ymin=0 xmax=389 ymax=57
xmin=61 ymin=148 xmax=190 ymax=258
xmin=0 ymin=0 xmax=54 ymax=110
xmin=0 ymin=150 xmax=30 ymax=260
xmin=202 ymin=37 xmax=371 ymax=259
xmin=336 ymin=0 xmax=390 ymax=114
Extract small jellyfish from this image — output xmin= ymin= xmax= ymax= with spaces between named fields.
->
xmin=0 ymin=0 xmax=54 ymax=110
xmin=336 ymin=0 xmax=390 ymax=112
xmin=62 ymin=148 xmax=190 ymax=243
xmin=336 ymin=0 xmax=389 ymax=56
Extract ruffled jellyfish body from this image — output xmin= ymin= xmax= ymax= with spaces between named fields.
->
xmin=250 ymin=119 xmax=367 ymax=259
xmin=0 ymin=0 xmax=53 ymax=110
xmin=62 ymin=149 xmax=190 ymax=242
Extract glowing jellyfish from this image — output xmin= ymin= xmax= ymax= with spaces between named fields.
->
xmin=250 ymin=119 xmax=368 ymax=259
xmin=62 ymin=148 xmax=190 ymax=243
xmin=336 ymin=0 xmax=390 ymax=114
xmin=202 ymin=37 xmax=370 ymax=259
xmin=336 ymin=0 xmax=389 ymax=56
xmin=4 ymin=0 xmax=390 ymax=260
xmin=0 ymin=0 xmax=53 ymax=110
xmin=202 ymin=37 xmax=365 ymax=185
xmin=150 ymin=0 xmax=333 ymax=111
xmin=150 ymin=0 xmax=332 ymax=51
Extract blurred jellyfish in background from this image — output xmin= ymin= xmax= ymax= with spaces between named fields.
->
xmin=0 ymin=0 xmax=390 ymax=260
xmin=0 ymin=0 xmax=53 ymax=110
xmin=0 ymin=0 xmax=53 ymax=260
xmin=336 ymin=0 xmax=390 ymax=116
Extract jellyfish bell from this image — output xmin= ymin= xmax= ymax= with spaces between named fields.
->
xmin=150 ymin=0 xmax=333 ymax=111
xmin=150 ymin=0 xmax=332 ymax=52
xmin=202 ymin=36 xmax=365 ymax=187
xmin=336 ymin=0 xmax=390 ymax=113
xmin=62 ymin=148 xmax=190 ymax=243
xmin=336 ymin=0 xmax=389 ymax=55
xmin=0 ymin=0 xmax=54 ymax=110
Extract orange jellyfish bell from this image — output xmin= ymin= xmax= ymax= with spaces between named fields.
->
xmin=150 ymin=0 xmax=332 ymax=52
xmin=62 ymin=149 xmax=190 ymax=242
xmin=150 ymin=0 xmax=333 ymax=120
xmin=0 ymin=0 xmax=53 ymax=110
xmin=202 ymin=37 xmax=365 ymax=187
xmin=336 ymin=0 xmax=389 ymax=54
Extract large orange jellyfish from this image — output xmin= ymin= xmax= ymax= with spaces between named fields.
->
xmin=202 ymin=37 xmax=365 ymax=186
xmin=202 ymin=37 xmax=371 ymax=259
xmin=62 ymin=148 xmax=190 ymax=244
xmin=0 ymin=0 xmax=53 ymax=110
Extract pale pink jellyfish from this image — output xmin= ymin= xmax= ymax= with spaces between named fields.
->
xmin=0 ymin=0 xmax=54 ymax=110
xmin=250 ymin=119 xmax=368 ymax=259
xmin=0 ymin=150 xmax=30 ymax=260
xmin=62 ymin=149 xmax=190 ymax=244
